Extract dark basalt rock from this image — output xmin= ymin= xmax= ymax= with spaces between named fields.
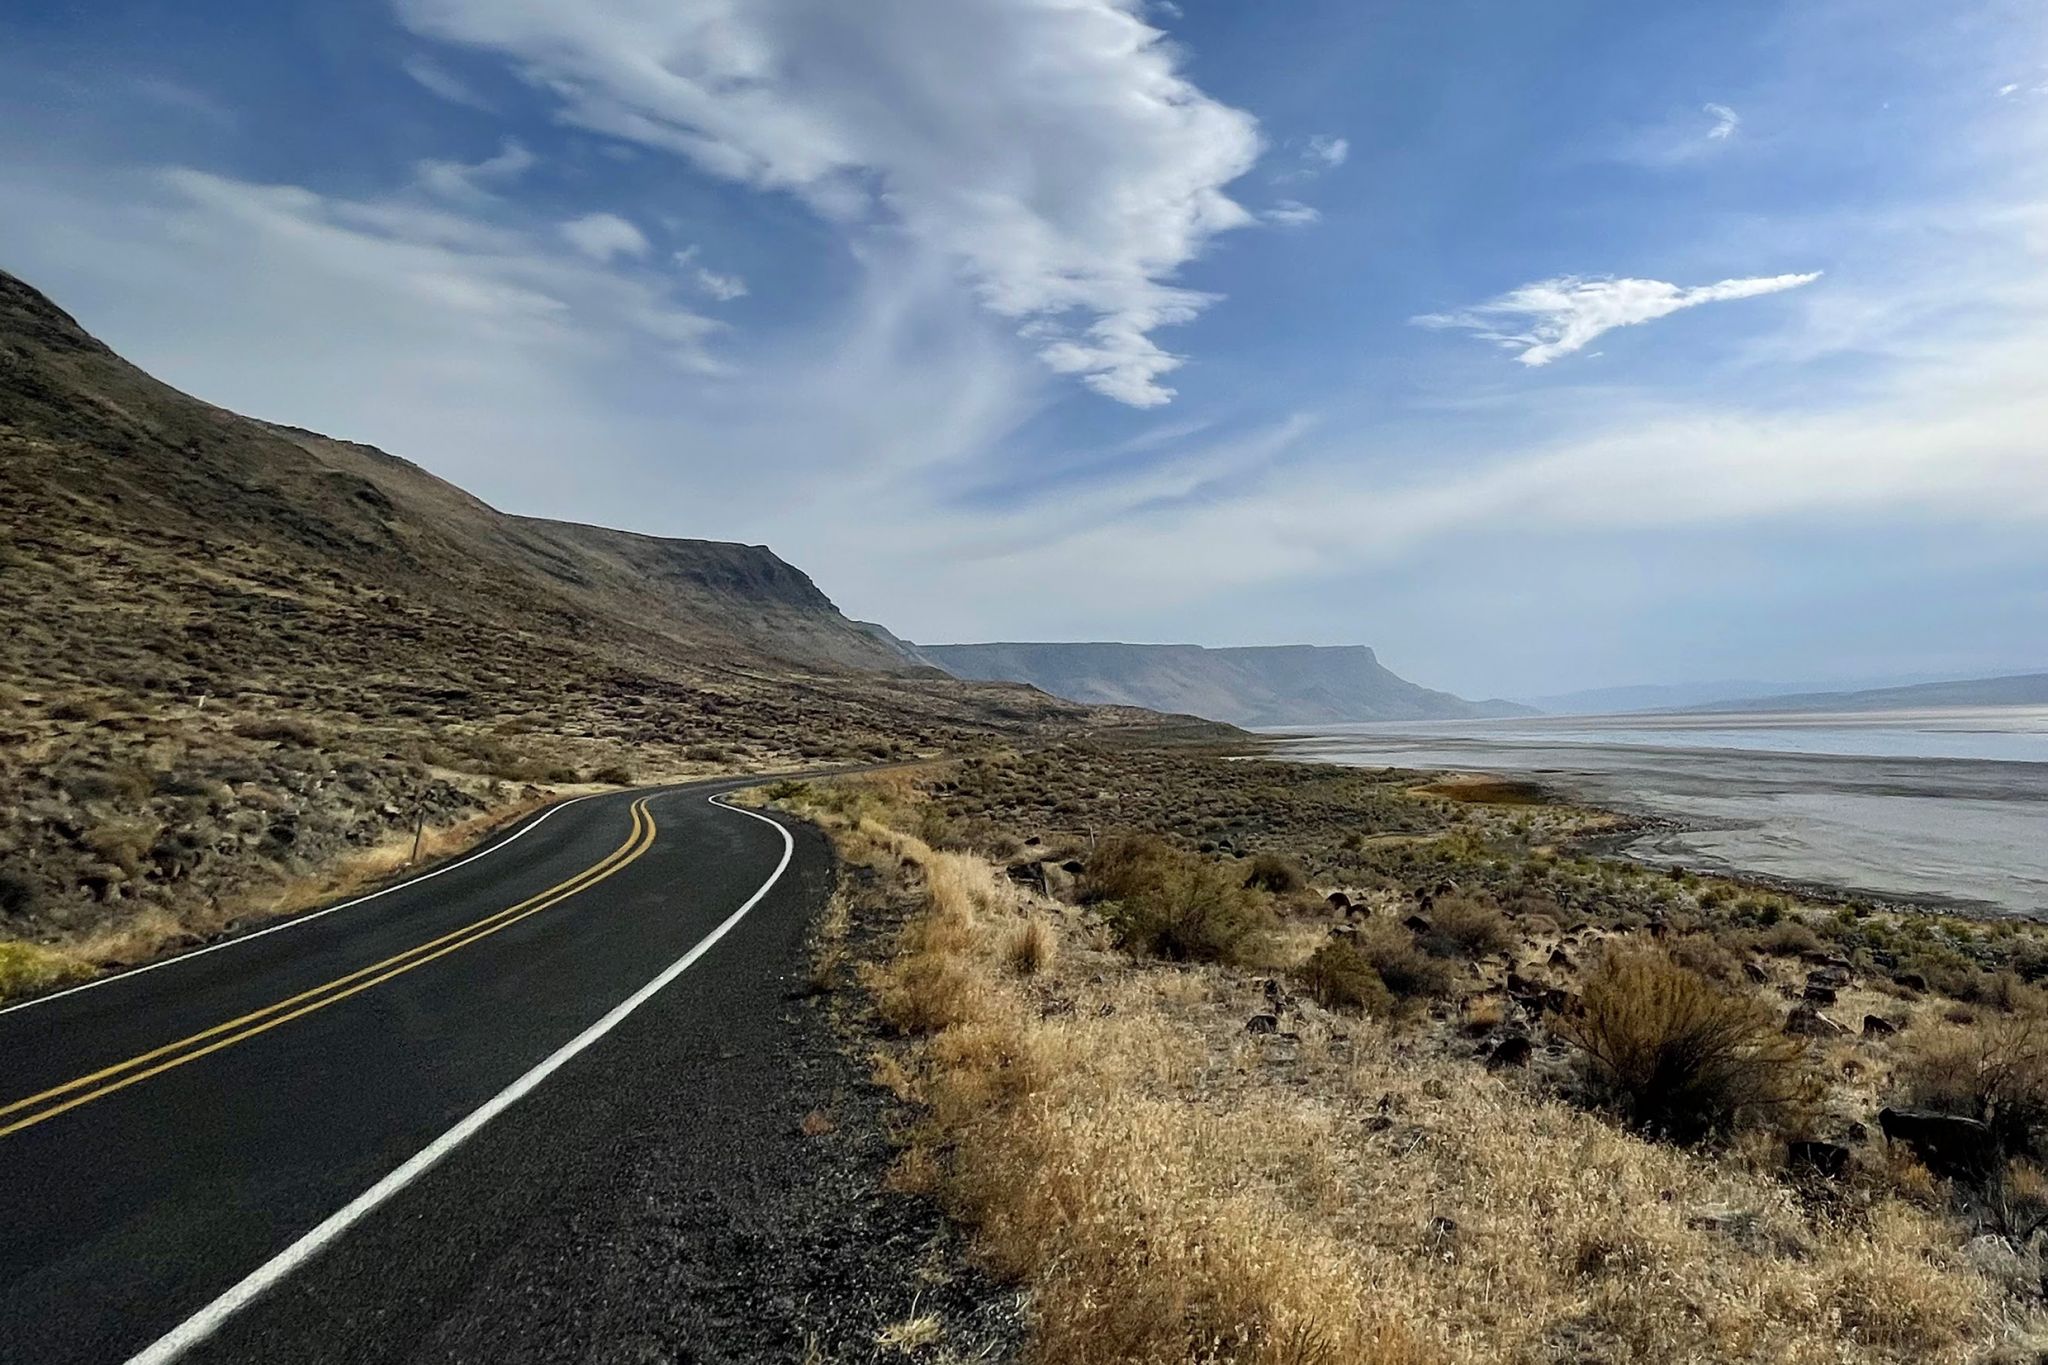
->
xmin=1878 ymin=1107 xmax=1998 ymax=1182
xmin=1486 ymin=1035 xmax=1534 ymax=1070
xmin=1787 ymin=1139 xmax=1852 ymax=1180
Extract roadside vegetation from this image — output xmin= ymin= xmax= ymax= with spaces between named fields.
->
xmin=0 ymin=675 xmax=979 ymax=999
xmin=770 ymin=745 xmax=2048 ymax=1363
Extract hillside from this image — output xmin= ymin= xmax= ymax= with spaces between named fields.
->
xmin=919 ymin=641 xmax=1531 ymax=727
xmin=0 ymin=267 xmax=1158 ymax=963
xmin=1681 ymin=671 xmax=2048 ymax=715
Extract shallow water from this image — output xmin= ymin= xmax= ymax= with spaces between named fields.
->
xmin=1264 ymin=707 xmax=2048 ymax=915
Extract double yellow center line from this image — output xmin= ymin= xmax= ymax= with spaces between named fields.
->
xmin=0 ymin=798 xmax=659 ymax=1140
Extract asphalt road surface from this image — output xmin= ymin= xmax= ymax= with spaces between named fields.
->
xmin=0 ymin=778 xmax=830 ymax=1365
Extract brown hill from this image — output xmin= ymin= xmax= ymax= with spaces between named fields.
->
xmin=0 ymin=267 xmax=1176 ymax=969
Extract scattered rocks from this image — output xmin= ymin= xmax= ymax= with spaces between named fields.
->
xmin=1785 ymin=1006 xmax=1847 ymax=1038
xmin=1862 ymin=1014 xmax=1899 ymax=1039
xmin=1802 ymin=983 xmax=1838 ymax=1006
xmin=1877 ymin=1107 xmax=1998 ymax=1182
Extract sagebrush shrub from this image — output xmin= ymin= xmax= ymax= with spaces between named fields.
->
xmin=1297 ymin=941 xmax=1394 ymax=1015
xmin=1242 ymin=852 xmax=1307 ymax=895
xmin=1895 ymin=1017 xmax=2048 ymax=1159
xmin=1556 ymin=946 xmax=1817 ymax=1143
xmin=1085 ymin=834 xmax=1270 ymax=966
xmin=1664 ymin=932 xmax=1743 ymax=984
xmin=1079 ymin=833 xmax=1181 ymax=905
xmin=1418 ymin=897 xmax=1513 ymax=960
xmin=1353 ymin=925 xmax=1455 ymax=1002
xmin=1754 ymin=921 xmax=1824 ymax=958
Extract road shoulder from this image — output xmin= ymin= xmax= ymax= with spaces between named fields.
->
xmin=184 ymin=811 xmax=1023 ymax=1365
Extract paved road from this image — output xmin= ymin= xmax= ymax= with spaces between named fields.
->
xmin=0 ymin=778 xmax=826 ymax=1365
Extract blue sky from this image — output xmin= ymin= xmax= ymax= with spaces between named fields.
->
xmin=2 ymin=0 xmax=2045 ymax=698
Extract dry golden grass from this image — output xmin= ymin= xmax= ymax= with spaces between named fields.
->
xmin=0 ymin=940 xmax=94 ymax=998
xmin=1003 ymin=918 xmax=1058 ymax=977
xmin=798 ymin=785 xmax=2047 ymax=1365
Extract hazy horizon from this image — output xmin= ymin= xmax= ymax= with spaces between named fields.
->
xmin=3 ymin=0 xmax=2044 ymax=698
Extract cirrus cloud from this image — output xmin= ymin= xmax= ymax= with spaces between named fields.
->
xmin=396 ymin=0 xmax=1263 ymax=407
xmin=559 ymin=211 xmax=649 ymax=263
xmin=1414 ymin=271 xmax=1822 ymax=366
xmin=1703 ymin=102 xmax=1741 ymax=140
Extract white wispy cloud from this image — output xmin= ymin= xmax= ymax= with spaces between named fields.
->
xmin=414 ymin=139 xmax=534 ymax=203
xmin=397 ymin=0 xmax=1261 ymax=408
xmin=1273 ymin=133 xmax=1348 ymax=183
xmin=401 ymin=54 xmax=494 ymax=111
xmin=674 ymin=245 xmax=747 ymax=302
xmin=1262 ymin=200 xmax=1321 ymax=228
xmin=1307 ymin=134 xmax=1348 ymax=167
xmin=559 ymin=211 xmax=649 ymax=263
xmin=1704 ymin=102 xmax=1741 ymax=140
xmin=1415 ymin=272 xmax=1822 ymax=366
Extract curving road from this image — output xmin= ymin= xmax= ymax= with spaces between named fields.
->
xmin=0 ymin=778 xmax=830 ymax=1365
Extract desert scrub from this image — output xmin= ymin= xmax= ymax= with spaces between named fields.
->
xmin=1352 ymin=923 xmax=1455 ymax=1003
xmin=1295 ymin=939 xmax=1395 ymax=1015
xmin=1084 ymin=833 xmax=1273 ymax=966
xmin=822 ymin=781 xmax=2013 ymax=1364
xmin=1241 ymin=851 xmax=1307 ymax=894
xmin=1416 ymin=896 xmax=1513 ymax=960
xmin=847 ymin=818 xmax=1423 ymax=1364
xmin=1894 ymin=1016 xmax=2048 ymax=1160
xmin=1556 ymin=945 xmax=1819 ymax=1143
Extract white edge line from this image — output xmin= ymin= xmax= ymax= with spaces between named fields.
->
xmin=124 ymin=791 xmax=796 ymax=1365
xmin=0 ymin=793 xmax=609 ymax=1018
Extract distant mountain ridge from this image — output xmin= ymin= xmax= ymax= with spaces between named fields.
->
xmin=918 ymin=642 xmax=1531 ymax=728
xmin=1680 ymin=672 xmax=2048 ymax=715
xmin=1521 ymin=680 xmax=1795 ymax=716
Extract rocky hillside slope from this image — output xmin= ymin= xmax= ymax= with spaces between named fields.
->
xmin=920 ymin=641 xmax=1531 ymax=727
xmin=0 ymin=268 xmax=1154 ymax=965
